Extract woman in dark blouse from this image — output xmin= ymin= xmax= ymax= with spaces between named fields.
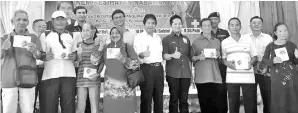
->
xmin=262 ymin=23 xmax=298 ymax=113
xmin=98 ymin=27 xmax=139 ymax=113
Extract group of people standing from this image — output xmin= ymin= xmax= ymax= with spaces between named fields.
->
xmin=1 ymin=1 xmax=298 ymax=113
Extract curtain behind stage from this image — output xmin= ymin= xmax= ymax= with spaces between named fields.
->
xmin=260 ymin=1 xmax=298 ymax=45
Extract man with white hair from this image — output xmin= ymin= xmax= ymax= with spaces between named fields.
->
xmin=39 ymin=10 xmax=77 ymax=113
xmin=1 ymin=9 xmax=42 ymax=113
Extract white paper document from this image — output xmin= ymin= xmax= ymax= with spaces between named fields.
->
xmin=274 ymin=47 xmax=289 ymax=62
xmin=107 ymin=48 xmax=120 ymax=59
xmin=83 ymin=67 xmax=97 ymax=78
xmin=13 ymin=35 xmax=31 ymax=48
xmin=203 ymin=48 xmax=216 ymax=58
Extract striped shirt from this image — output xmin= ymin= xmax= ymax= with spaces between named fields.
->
xmin=221 ymin=35 xmax=257 ymax=83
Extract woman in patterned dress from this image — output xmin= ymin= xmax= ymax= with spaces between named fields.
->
xmin=76 ymin=23 xmax=103 ymax=113
xmin=262 ymin=23 xmax=298 ymax=113
xmin=98 ymin=27 xmax=139 ymax=113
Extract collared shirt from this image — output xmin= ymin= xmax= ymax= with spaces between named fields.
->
xmin=162 ymin=32 xmax=191 ymax=78
xmin=123 ymin=29 xmax=137 ymax=45
xmin=40 ymin=30 xmax=77 ymax=81
xmin=133 ymin=30 xmax=163 ymax=64
xmin=222 ymin=35 xmax=257 ymax=83
xmin=191 ymin=34 xmax=222 ymax=83
xmin=244 ymin=32 xmax=273 ymax=61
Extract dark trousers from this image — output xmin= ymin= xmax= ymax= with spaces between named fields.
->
xmin=219 ymin=64 xmax=228 ymax=113
xmin=140 ymin=64 xmax=164 ymax=113
xmin=227 ymin=83 xmax=257 ymax=113
xmin=33 ymin=67 xmax=44 ymax=113
xmin=196 ymin=83 xmax=223 ymax=113
xmin=255 ymin=74 xmax=271 ymax=113
xmin=166 ymin=76 xmax=190 ymax=113
xmin=39 ymin=77 xmax=76 ymax=113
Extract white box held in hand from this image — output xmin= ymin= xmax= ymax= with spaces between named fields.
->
xmin=274 ymin=47 xmax=289 ymax=62
xmin=83 ymin=67 xmax=97 ymax=78
xmin=107 ymin=48 xmax=120 ymax=59
xmin=203 ymin=48 xmax=216 ymax=58
xmin=13 ymin=35 xmax=31 ymax=48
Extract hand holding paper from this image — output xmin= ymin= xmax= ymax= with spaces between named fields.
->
xmin=83 ymin=67 xmax=98 ymax=80
xmin=274 ymin=47 xmax=289 ymax=62
xmin=13 ymin=35 xmax=31 ymax=48
xmin=197 ymin=51 xmax=205 ymax=60
xmin=203 ymin=48 xmax=216 ymax=58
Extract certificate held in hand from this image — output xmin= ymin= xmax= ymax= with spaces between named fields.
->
xmin=203 ymin=48 xmax=216 ymax=58
xmin=107 ymin=48 xmax=120 ymax=59
xmin=13 ymin=35 xmax=31 ymax=48
xmin=274 ymin=47 xmax=289 ymax=62
xmin=83 ymin=67 xmax=97 ymax=78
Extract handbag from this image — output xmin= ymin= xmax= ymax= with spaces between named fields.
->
xmin=254 ymin=42 xmax=273 ymax=76
xmin=11 ymin=36 xmax=38 ymax=88
xmin=126 ymin=66 xmax=145 ymax=88
xmin=123 ymin=43 xmax=145 ymax=88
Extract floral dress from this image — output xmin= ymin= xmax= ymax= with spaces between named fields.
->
xmin=100 ymin=41 xmax=139 ymax=113
xmin=262 ymin=41 xmax=298 ymax=113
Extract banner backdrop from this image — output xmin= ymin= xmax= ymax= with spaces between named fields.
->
xmin=73 ymin=1 xmax=201 ymax=42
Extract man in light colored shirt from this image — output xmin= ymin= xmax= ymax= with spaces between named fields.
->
xmin=222 ymin=17 xmax=258 ymax=113
xmin=39 ymin=10 xmax=77 ymax=113
xmin=244 ymin=16 xmax=273 ymax=113
xmin=112 ymin=9 xmax=137 ymax=45
xmin=133 ymin=14 xmax=164 ymax=113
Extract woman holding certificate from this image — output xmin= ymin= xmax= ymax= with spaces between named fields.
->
xmin=262 ymin=23 xmax=298 ymax=113
xmin=98 ymin=27 xmax=139 ymax=113
xmin=76 ymin=23 xmax=103 ymax=113
xmin=190 ymin=18 xmax=222 ymax=113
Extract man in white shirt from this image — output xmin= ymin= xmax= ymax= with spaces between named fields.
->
xmin=133 ymin=14 xmax=164 ymax=113
xmin=244 ymin=16 xmax=273 ymax=113
xmin=39 ymin=10 xmax=77 ymax=113
xmin=111 ymin=9 xmax=137 ymax=45
xmin=222 ymin=17 xmax=258 ymax=113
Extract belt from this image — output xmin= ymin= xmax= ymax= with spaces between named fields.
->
xmin=144 ymin=62 xmax=161 ymax=67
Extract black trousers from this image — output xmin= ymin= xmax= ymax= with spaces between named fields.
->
xmin=166 ymin=76 xmax=190 ymax=113
xmin=219 ymin=64 xmax=228 ymax=113
xmin=227 ymin=83 xmax=257 ymax=113
xmin=255 ymin=74 xmax=271 ymax=113
xmin=196 ymin=83 xmax=223 ymax=113
xmin=140 ymin=64 xmax=164 ymax=113
xmin=39 ymin=77 xmax=76 ymax=113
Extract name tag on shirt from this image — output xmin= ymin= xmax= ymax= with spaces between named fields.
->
xmin=13 ymin=35 xmax=31 ymax=48
xmin=83 ymin=67 xmax=97 ymax=78
xmin=107 ymin=48 xmax=120 ymax=59
xmin=275 ymin=47 xmax=289 ymax=62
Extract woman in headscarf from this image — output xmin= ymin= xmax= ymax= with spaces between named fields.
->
xmin=98 ymin=26 xmax=139 ymax=113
